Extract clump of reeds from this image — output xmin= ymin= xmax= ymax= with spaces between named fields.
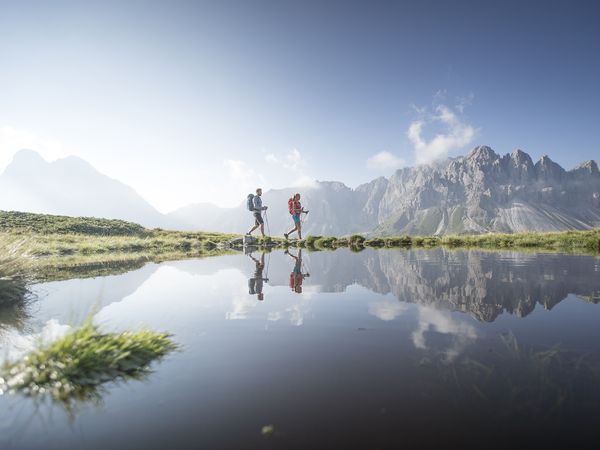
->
xmin=0 ymin=235 xmax=33 ymax=333
xmin=0 ymin=320 xmax=178 ymax=407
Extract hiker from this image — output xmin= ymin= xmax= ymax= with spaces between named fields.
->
xmin=248 ymin=252 xmax=268 ymax=301
xmin=284 ymin=248 xmax=310 ymax=294
xmin=247 ymin=188 xmax=268 ymax=237
xmin=284 ymin=193 xmax=308 ymax=240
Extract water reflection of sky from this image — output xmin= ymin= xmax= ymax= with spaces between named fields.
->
xmin=1 ymin=249 xmax=600 ymax=449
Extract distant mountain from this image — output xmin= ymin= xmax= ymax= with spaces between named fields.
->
xmin=169 ymin=146 xmax=600 ymax=235
xmin=2 ymin=147 xmax=599 ymax=235
xmin=0 ymin=149 xmax=167 ymax=228
xmin=375 ymin=146 xmax=600 ymax=234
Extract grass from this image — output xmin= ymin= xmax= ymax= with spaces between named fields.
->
xmin=0 ymin=237 xmax=33 ymax=334
xmin=285 ymin=228 xmax=600 ymax=254
xmin=0 ymin=210 xmax=146 ymax=236
xmin=0 ymin=210 xmax=242 ymax=260
xmin=2 ymin=211 xmax=599 ymax=269
xmin=0 ymin=319 xmax=178 ymax=410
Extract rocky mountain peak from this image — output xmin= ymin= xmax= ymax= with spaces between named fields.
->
xmin=571 ymin=160 xmax=599 ymax=176
xmin=535 ymin=154 xmax=565 ymax=181
xmin=467 ymin=145 xmax=498 ymax=163
xmin=510 ymin=149 xmax=533 ymax=166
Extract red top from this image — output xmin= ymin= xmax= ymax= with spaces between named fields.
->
xmin=288 ymin=198 xmax=302 ymax=214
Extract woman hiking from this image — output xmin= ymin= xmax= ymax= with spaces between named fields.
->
xmin=284 ymin=193 xmax=308 ymax=240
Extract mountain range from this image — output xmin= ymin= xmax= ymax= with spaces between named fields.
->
xmin=1 ymin=147 xmax=598 ymax=235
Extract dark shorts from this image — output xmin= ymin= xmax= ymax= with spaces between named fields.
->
xmin=253 ymin=212 xmax=264 ymax=225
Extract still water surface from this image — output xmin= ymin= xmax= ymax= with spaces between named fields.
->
xmin=1 ymin=248 xmax=600 ymax=449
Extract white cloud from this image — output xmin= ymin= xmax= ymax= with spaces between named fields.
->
xmin=263 ymin=148 xmax=315 ymax=188
xmin=411 ymin=307 xmax=477 ymax=362
xmin=265 ymin=148 xmax=307 ymax=171
xmin=366 ymin=151 xmax=406 ymax=171
xmin=0 ymin=124 xmax=70 ymax=172
xmin=455 ymin=92 xmax=474 ymax=113
xmin=368 ymin=299 xmax=409 ymax=321
xmin=408 ymin=102 xmax=477 ymax=165
xmin=291 ymin=175 xmax=318 ymax=188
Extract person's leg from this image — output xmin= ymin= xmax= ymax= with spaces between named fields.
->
xmin=252 ymin=214 xmax=264 ymax=236
xmin=286 ymin=224 xmax=298 ymax=237
xmin=298 ymin=222 xmax=302 ymax=240
xmin=247 ymin=223 xmax=259 ymax=235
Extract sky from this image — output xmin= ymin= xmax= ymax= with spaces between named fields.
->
xmin=1 ymin=0 xmax=599 ymax=211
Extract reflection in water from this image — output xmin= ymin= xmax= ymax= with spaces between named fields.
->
xmin=247 ymin=251 xmax=268 ymax=301
xmin=411 ymin=306 xmax=478 ymax=362
xmin=266 ymin=248 xmax=600 ymax=322
xmin=1 ymin=249 xmax=599 ymax=449
xmin=284 ymin=249 xmax=310 ymax=294
xmin=0 ymin=278 xmax=30 ymax=337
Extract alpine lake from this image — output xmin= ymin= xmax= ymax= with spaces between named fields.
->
xmin=1 ymin=247 xmax=600 ymax=449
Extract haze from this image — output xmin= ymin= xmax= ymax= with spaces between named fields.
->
xmin=1 ymin=0 xmax=599 ymax=211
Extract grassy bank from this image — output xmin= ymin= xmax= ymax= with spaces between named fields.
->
xmin=0 ymin=210 xmax=238 ymax=257
xmin=2 ymin=211 xmax=599 ymax=263
xmin=291 ymin=229 xmax=600 ymax=254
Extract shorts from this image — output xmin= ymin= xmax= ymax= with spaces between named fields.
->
xmin=253 ymin=212 xmax=264 ymax=225
xmin=292 ymin=214 xmax=300 ymax=224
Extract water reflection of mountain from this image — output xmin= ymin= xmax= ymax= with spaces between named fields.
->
xmin=268 ymin=249 xmax=600 ymax=322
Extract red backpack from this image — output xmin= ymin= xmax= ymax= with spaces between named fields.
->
xmin=288 ymin=197 xmax=294 ymax=214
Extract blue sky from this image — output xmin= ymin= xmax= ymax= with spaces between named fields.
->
xmin=1 ymin=0 xmax=599 ymax=210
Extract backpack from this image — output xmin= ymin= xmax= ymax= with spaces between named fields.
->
xmin=247 ymin=194 xmax=255 ymax=211
xmin=288 ymin=197 xmax=294 ymax=214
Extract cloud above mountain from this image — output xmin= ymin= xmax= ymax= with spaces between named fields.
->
xmin=366 ymin=151 xmax=406 ymax=171
xmin=408 ymin=103 xmax=477 ymax=165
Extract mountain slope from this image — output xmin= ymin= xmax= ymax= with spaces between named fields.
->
xmin=0 ymin=150 xmax=167 ymax=228
xmin=375 ymin=146 xmax=600 ymax=235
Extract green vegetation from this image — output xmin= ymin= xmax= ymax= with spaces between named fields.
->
xmin=0 ymin=210 xmax=146 ymax=236
xmin=0 ymin=238 xmax=32 ymax=334
xmin=0 ymin=210 xmax=239 ymax=261
xmin=287 ymin=228 xmax=600 ymax=254
xmin=0 ymin=319 xmax=178 ymax=410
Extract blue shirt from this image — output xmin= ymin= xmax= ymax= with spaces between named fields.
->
xmin=252 ymin=195 xmax=262 ymax=212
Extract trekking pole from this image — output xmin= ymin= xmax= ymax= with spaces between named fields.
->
xmin=264 ymin=210 xmax=271 ymax=237
xmin=265 ymin=251 xmax=271 ymax=282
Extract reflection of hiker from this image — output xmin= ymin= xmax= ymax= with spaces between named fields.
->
xmin=284 ymin=193 xmax=308 ymax=240
xmin=246 ymin=188 xmax=268 ymax=237
xmin=284 ymin=248 xmax=310 ymax=293
xmin=248 ymin=252 xmax=268 ymax=301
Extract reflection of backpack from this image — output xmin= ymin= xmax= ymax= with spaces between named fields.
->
xmin=247 ymin=194 xmax=255 ymax=211
xmin=248 ymin=278 xmax=256 ymax=295
xmin=288 ymin=198 xmax=294 ymax=214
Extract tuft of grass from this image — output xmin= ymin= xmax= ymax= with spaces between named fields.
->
xmin=0 ymin=320 xmax=178 ymax=408
xmin=0 ymin=235 xmax=33 ymax=334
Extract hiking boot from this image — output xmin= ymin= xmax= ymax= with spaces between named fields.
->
xmin=284 ymin=233 xmax=288 ymax=240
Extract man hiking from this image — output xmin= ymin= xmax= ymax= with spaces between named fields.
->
xmin=248 ymin=252 xmax=268 ymax=301
xmin=247 ymin=188 xmax=268 ymax=237
xmin=284 ymin=193 xmax=308 ymax=240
